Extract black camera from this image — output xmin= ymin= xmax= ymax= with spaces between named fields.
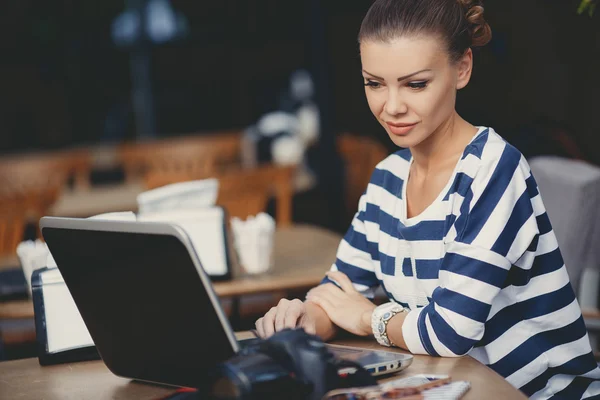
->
xmin=206 ymin=329 xmax=376 ymax=400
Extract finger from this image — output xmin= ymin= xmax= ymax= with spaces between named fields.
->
xmin=274 ymin=299 xmax=291 ymax=331
xmin=262 ymin=307 xmax=278 ymax=337
xmin=302 ymin=320 xmax=317 ymax=335
xmin=283 ymin=299 xmax=304 ymax=328
xmin=326 ymin=271 xmax=356 ymax=293
xmin=255 ymin=317 xmax=265 ymax=338
xmin=314 ymin=283 xmax=346 ymax=302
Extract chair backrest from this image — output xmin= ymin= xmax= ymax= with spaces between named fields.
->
xmin=337 ymin=133 xmax=389 ymax=215
xmin=144 ymin=165 xmax=294 ymax=226
xmin=0 ymin=186 xmax=59 ymax=257
xmin=0 ymin=150 xmax=92 ymax=192
xmin=118 ymin=131 xmax=243 ymax=183
xmin=0 ymin=153 xmax=68 ymax=252
xmin=0 ymin=196 xmax=27 ymax=257
xmin=529 ymin=156 xmax=600 ymax=299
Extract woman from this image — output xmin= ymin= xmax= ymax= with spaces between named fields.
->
xmin=256 ymin=0 xmax=600 ymax=398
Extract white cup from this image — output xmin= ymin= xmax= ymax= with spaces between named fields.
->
xmin=232 ymin=214 xmax=275 ymax=275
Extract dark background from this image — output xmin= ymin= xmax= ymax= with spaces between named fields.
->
xmin=0 ymin=0 xmax=598 ymax=159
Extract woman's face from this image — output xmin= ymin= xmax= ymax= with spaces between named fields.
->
xmin=360 ymin=35 xmax=471 ymax=149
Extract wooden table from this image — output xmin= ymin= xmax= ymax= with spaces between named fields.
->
xmin=49 ymin=182 xmax=145 ymax=218
xmin=0 ymin=225 xmax=341 ymax=320
xmin=0 ymin=255 xmax=19 ymax=272
xmin=0 ymin=332 xmax=526 ymax=400
xmin=49 ymin=167 xmax=317 ymax=218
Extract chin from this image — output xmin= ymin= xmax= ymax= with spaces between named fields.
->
xmin=385 ymin=129 xmax=422 ymax=149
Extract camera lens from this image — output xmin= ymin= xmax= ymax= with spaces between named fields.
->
xmin=209 ymin=353 xmax=307 ymax=400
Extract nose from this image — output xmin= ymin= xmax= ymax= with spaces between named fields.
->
xmin=384 ymin=89 xmax=408 ymax=116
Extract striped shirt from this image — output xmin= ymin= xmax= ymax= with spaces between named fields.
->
xmin=326 ymin=127 xmax=600 ymax=399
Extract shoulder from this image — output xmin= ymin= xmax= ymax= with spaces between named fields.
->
xmin=362 ymin=148 xmax=411 ymax=204
xmin=368 ymin=148 xmax=411 ymax=184
xmin=374 ymin=148 xmax=411 ymax=175
xmin=467 ymin=127 xmax=531 ymax=187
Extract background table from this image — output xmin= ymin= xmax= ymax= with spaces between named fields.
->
xmin=48 ymin=166 xmax=317 ymax=219
xmin=0 ymin=224 xmax=341 ymax=322
xmin=0 ymin=332 xmax=526 ymax=400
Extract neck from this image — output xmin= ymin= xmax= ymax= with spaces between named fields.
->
xmin=410 ymin=112 xmax=476 ymax=173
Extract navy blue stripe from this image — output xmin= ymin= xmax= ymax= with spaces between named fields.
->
xmin=440 ymin=252 xmax=508 ymax=288
xmin=395 ymin=149 xmax=412 ymax=161
xmin=489 ymin=317 xmax=589 ymax=378
xmin=462 ymin=128 xmax=489 ymax=159
xmin=491 ymin=189 xmax=534 ymax=257
xmin=362 ymin=203 xmax=405 ymax=239
xmin=400 ymin=258 xmax=442 ymax=279
xmin=551 ymin=377 xmax=598 ymax=400
xmin=519 ymin=353 xmax=599 ymax=396
xmin=527 ymin=234 xmax=540 ymax=252
xmin=478 ymin=283 xmax=577 ymax=347
xmin=525 ymin=173 xmax=539 ymax=198
xmin=452 ymin=187 xmax=473 ymax=241
xmin=433 ymin=286 xmax=491 ymax=323
xmin=418 ymin=308 xmax=440 ymax=356
xmin=503 ymin=247 xmax=564 ymax=288
xmin=402 ymin=258 xmax=412 ymax=276
xmin=444 ymin=213 xmax=458 ymax=236
xmin=400 ymin=220 xmax=446 ymax=241
xmin=537 ymin=212 xmax=553 ymax=236
xmin=343 ymin=226 xmax=380 ymax=262
xmin=380 ymin=253 xmax=396 ymax=276
xmin=332 ymin=258 xmax=379 ymax=288
xmin=460 ymin=145 xmax=521 ymax=244
xmin=415 ymin=259 xmax=441 ymax=279
xmin=370 ymin=168 xmax=404 ymax=199
xmin=424 ymin=304 xmax=477 ymax=355
xmin=444 ymin=172 xmax=474 ymax=201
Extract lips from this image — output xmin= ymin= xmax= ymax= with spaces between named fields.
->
xmin=385 ymin=121 xmax=418 ymax=136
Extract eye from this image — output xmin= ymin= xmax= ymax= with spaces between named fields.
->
xmin=364 ymin=80 xmax=382 ymax=89
xmin=407 ymin=81 xmax=428 ymax=90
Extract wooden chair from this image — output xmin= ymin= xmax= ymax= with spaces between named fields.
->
xmin=144 ymin=164 xmax=294 ymax=227
xmin=336 ymin=133 xmax=389 ymax=216
xmin=0 ymin=149 xmax=92 ymax=193
xmin=0 ymin=187 xmax=59 ymax=254
xmin=118 ymin=131 xmax=244 ymax=184
xmin=0 ymin=197 xmax=27 ymax=258
xmin=145 ymin=164 xmax=296 ymax=328
xmin=0 ymin=191 xmax=57 ymax=360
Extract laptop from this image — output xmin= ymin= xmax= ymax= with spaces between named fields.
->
xmin=39 ymin=217 xmax=412 ymax=388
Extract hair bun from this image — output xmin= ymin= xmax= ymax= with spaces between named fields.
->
xmin=458 ymin=0 xmax=492 ymax=47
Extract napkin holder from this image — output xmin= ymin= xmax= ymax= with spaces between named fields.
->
xmin=138 ymin=206 xmax=234 ymax=281
xmin=32 ymin=267 xmax=99 ymax=365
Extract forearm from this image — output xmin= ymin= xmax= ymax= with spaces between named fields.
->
xmin=305 ymin=300 xmax=338 ymax=341
xmin=384 ymin=311 xmax=409 ymax=351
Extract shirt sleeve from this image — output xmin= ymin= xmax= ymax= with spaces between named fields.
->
xmin=402 ymin=149 xmax=540 ymax=357
xmin=321 ymin=180 xmax=382 ymax=298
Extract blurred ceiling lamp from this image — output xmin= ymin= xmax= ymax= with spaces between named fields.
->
xmin=112 ymin=0 xmax=188 ymax=139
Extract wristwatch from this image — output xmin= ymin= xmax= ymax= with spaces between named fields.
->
xmin=371 ymin=301 xmax=405 ymax=347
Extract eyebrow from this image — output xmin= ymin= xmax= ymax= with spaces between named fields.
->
xmin=362 ymin=69 xmax=432 ymax=81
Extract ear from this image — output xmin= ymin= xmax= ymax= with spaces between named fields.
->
xmin=456 ymin=48 xmax=473 ymax=90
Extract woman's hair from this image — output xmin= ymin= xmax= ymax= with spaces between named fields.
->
xmin=358 ymin=0 xmax=492 ymax=61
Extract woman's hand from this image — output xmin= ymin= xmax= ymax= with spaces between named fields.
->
xmin=255 ymin=298 xmax=317 ymax=338
xmin=305 ymin=271 xmax=376 ymax=336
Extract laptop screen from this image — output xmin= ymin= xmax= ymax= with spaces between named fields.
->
xmin=42 ymin=224 xmax=237 ymax=388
